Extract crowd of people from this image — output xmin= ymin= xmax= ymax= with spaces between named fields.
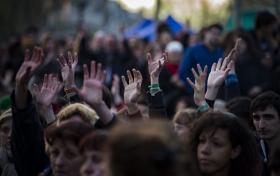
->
xmin=0 ymin=10 xmax=279 ymax=176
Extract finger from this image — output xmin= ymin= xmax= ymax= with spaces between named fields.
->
xmin=121 ymin=75 xmax=128 ymax=87
xmin=127 ymin=70 xmax=133 ymax=84
xmin=211 ymin=62 xmax=217 ymax=72
xmin=226 ymin=60 xmax=234 ymax=71
xmin=203 ymin=65 xmax=208 ymax=75
xmin=186 ymin=77 xmax=196 ymax=89
xmin=100 ymin=70 xmax=106 ymax=83
xmin=37 ymin=47 xmax=44 ymax=64
xmin=136 ymin=82 xmax=141 ymax=91
xmin=57 ymin=57 xmax=64 ymax=68
xmin=137 ymin=70 xmax=143 ymax=82
xmin=147 ymin=52 xmax=153 ymax=63
xmin=90 ymin=61 xmax=96 ymax=78
xmin=74 ymin=52 xmax=78 ymax=64
xmin=191 ymin=68 xmax=199 ymax=80
xmin=96 ymin=63 xmax=102 ymax=80
xmin=31 ymin=83 xmax=39 ymax=95
xmin=221 ymin=56 xmax=230 ymax=71
xmin=24 ymin=49 xmax=31 ymax=61
xmin=42 ymin=74 xmax=48 ymax=88
xmin=31 ymin=46 xmax=39 ymax=62
xmin=47 ymin=74 xmax=53 ymax=88
xmin=197 ymin=64 xmax=203 ymax=75
xmin=67 ymin=51 xmax=74 ymax=64
xmin=216 ymin=58 xmax=222 ymax=70
xmin=234 ymin=38 xmax=241 ymax=50
xmin=83 ymin=64 xmax=89 ymax=80
xmin=132 ymin=69 xmax=138 ymax=81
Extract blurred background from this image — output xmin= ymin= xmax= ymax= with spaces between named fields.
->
xmin=0 ymin=0 xmax=279 ymax=117
xmin=0 ymin=0 xmax=279 ymax=39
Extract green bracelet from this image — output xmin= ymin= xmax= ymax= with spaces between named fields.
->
xmin=197 ymin=101 xmax=210 ymax=113
xmin=148 ymin=83 xmax=160 ymax=89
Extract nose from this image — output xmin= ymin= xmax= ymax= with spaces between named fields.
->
xmin=258 ymin=118 xmax=266 ymax=130
xmin=81 ymin=160 xmax=95 ymax=176
xmin=55 ymin=154 xmax=65 ymax=168
xmin=199 ymin=142 xmax=211 ymax=156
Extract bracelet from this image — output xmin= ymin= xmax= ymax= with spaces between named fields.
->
xmin=64 ymin=87 xmax=76 ymax=94
xmin=197 ymin=101 xmax=210 ymax=113
xmin=148 ymin=83 xmax=160 ymax=89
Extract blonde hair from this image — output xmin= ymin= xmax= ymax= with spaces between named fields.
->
xmin=173 ymin=108 xmax=197 ymax=126
xmin=57 ymin=103 xmax=99 ymax=126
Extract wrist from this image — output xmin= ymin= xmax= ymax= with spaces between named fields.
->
xmin=150 ymin=76 xmax=159 ymax=84
xmin=126 ymin=103 xmax=139 ymax=115
xmin=205 ymin=88 xmax=219 ymax=101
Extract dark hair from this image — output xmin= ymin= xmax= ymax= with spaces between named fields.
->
xmin=79 ymin=130 xmax=108 ymax=153
xmin=255 ymin=11 xmax=277 ymax=29
xmin=205 ymin=23 xmax=223 ymax=32
xmin=45 ymin=121 xmax=93 ymax=146
xmin=250 ymin=91 xmax=280 ymax=119
xmin=107 ymin=119 xmax=186 ymax=176
xmin=269 ymin=137 xmax=280 ymax=173
xmin=191 ymin=112 xmax=260 ymax=176
xmin=226 ymin=97 xmax=254 ymax=130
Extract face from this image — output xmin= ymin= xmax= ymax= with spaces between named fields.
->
xmin=0 ymin=119 xmax=12 ymax=150
xmin=204 ymin=28 xmax=222 ymax=47
xmin=197 ymin=129 xmax=240 ymax=175
xmin=80 ymin=150 xmax=104 ymax=176
xmin=49 ymin=140 xmax=83 ymax=176
xmin=252 ymin=106 xmax=280 ymax=140
xmin=168 ymin=51 xmax=182 ymax=64
xmin=174 ymin=123 xmax=190 ymax=140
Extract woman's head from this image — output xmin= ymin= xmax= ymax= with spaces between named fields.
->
xmin=106 ymin=119 xmax=185 ymax=176
xmin=191 ymin=112 xmax=260 ymax=176
xmin=45 ymin=121 xmax=93 ymax=176
xmin=173 ymin=108 xmax=198 ymax=142
xmin=79 ymin=131 xmax=108 ymax=176
xmin=0 ymin=109 xmax=12 ymax=150
xmin=57 ymin=103 xmax=99 ymax=126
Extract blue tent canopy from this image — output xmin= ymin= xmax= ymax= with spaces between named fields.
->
xmin=124 ymin=15 xmax=185 ymax=41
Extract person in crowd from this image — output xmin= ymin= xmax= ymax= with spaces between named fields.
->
xmin=44 ymin=121 xmax=93 ymax=176
xmin=191 ymin=111 xmax=260 ymax=176
xmin=105 ymin=119 xmax=190 ymax=176
xmin=250 ymin=91 xmax=280 ymax=176
xmin=179 ymin=23 xmax=224 ymax=93
xmin=173 ymin=108 xmax=198 ymax=143
xmin=79 ymin=131 xmax=108 ymax=176
xmin=269 ymin=137 xmax=280 ymax=176
xmin=0 ymin=109 xmax=17 ymax=176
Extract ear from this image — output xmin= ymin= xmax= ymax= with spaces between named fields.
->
xmin=230 ymin=145 xmax=241 ymax=159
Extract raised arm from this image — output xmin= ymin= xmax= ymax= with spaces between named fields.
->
xmin=15 ymin=47 xmax=44 ymax=109
xmin=187 ymin=64 xmax=209 ymax=112
xmin=31 ymin=74 xmax=62 ymax=125
xmin=147 ymin=52 xmax=168 ymax=118
xmin=121 ymin=69 xmax=143 ymax=119
xmin=74 ymin=61 xmax=114 ymax=125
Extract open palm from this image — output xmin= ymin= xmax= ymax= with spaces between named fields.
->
xmin=76 ymin=61 xmax=106 ymax=106
xmin=122 ymin=69 xmax=142 ymax=104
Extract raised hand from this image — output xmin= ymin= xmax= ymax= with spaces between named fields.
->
xmin=147 ymin=52 xmax=167 ymax=84
xmin=32 ymin=74 xmax=62 ymax=107
xmin=205 ymin=57 xmax=233 ymax=101
xmin=207 ymin=58 xmax=233 ymax=88
xmin=75 ymin=61 xmax=106 ymax=107
xmin=122 ymin=69 xmax=143 ymax=104
xmin=16 ymin=47 xmax=44 ymax=87
xmin=186 ymin=64 xmax=208 ymax=106
xmin=57 ymin=51 xmax=78 ymax=88
xmin=111 ymin=74 xmax=123 ymax=105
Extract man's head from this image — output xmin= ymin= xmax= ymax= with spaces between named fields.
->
xmin=255 ymin=11 xmax=277 ymax=35
xmin=250 ymin=91 xmax=280 ymax=141
xmin=203 ymin=23 xmax=223 ymax=48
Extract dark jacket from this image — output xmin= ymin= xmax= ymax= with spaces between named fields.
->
xmin=11 ymin=91 xmax=49 ymax=176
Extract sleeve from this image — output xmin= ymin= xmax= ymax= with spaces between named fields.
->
xmin=148 ymin=91 xmax=168 ymax=119
xmin=10 ymin=91 xmax=49 ymax=176
xmin=179 ymin=47 xmax=195 ymax=93
xmin=225 ymin=74 xmax=240 ymax=101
